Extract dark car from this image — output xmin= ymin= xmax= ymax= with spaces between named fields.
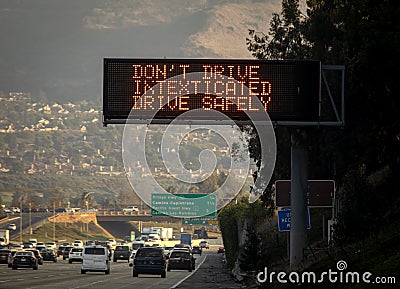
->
xmin=41 ymin=249 xmax=57 ymax=262
xmin=113 ymin=245 xmax=131 ymax=262
xmin=0 ymin=249 xmax=11 ymax=264
xmin=55 ymin=208 xmax=66 ymax=213
xmin=167 ymin=250 xmax=195 ymax=272
xmin=22 ymin=242 xmax=33 ymax=249
xmin=26 ymin=249 xmax=43 ymax=265
xmin=132 ymin=247 xmax=167 ymax=278
xmin=12 ymin=251 xmax=38 ymax=270
xmin=62 ymin=246 xmax=73 ymax=260
xmin=57 ymin=245 xmax=66 ymax=257
xmin=192 ymin=246 xmax=202 ymax=255
xmin=38 ymin=208 xmax=49 ymax=212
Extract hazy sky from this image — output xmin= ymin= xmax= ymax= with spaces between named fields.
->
xmin=0 ymin=0 xmax=280 ymax=103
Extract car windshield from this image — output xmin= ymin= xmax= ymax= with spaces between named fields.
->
xmin=72 ymin=248 xmax=83 ymax=252
xmin=115 ymin=246 xmax=129 ymax=251
xmin=137 ymin=248 xmax=162 ymax=257
xmin=84 ymin=247 xmax=105 ymax=255
xmin=0 ymin=249 xmax=11 ymax=253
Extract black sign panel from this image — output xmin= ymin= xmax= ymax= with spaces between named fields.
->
xmin=275 ymin=180 xmax=335 ymax=207
xmin=103 ymin=59 xmax=320 ymax=124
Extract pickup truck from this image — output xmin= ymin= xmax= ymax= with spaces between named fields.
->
xmin=113 ymin=245 xmax=131 ymax=262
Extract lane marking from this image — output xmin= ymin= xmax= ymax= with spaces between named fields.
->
xmin=169 ymin=254 xmax=207 ymax=289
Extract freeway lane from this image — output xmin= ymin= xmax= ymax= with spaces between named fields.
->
xmin=0 ymin=213 xmax=53 ymax=240
xmin=0 ymin=252 xmax=207 ymax=289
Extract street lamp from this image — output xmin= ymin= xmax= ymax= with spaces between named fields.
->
xmin=85 ymin=200 xmax=89 ymax=231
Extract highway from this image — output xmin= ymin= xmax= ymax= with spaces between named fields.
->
xmin=0 ymin=250 xmax=209 ymax=289
xmin=0 ymin=213 xmax=53 ymax=240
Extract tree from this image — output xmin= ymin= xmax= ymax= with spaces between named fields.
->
xmin=247 ymin=0 xmax=310 ymax=60
xmin=246 ymin=2 xmax=400 ymax=262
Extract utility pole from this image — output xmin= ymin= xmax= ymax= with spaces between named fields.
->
xmin=29 ymin=202 xmax=32 ymax=235
xmin=290 ymin=129 xmax=308 ymax=269
xmin=19 ymin=199 xmax=23 ymax=244
xmin=53 ymin=202 xmax=55 ymax=242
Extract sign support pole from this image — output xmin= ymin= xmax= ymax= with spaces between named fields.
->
xmin=290 ymin=129 xmax=308 ymax=269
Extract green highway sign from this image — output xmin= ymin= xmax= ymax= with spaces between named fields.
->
xmin=151 ymin=193 xmax=216 ymax=217
xmin=182 ymin=217 xmax=218 ymax=225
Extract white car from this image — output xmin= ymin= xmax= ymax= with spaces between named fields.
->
xmin=72 ymin=240 xmax=84 ymax=247
xmin=7 ymin=224 xmax=16 ymax=230
xmin=69 ymin=247 xmax=84 ymax=263
xmin=122 ymin=206 xmax=139 ymax=212
xmin=46 ymin=242 xmax=57 ymax=249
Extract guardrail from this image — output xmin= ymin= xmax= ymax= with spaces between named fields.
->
xmin=96 ymin=210 xmax=151 ymax=216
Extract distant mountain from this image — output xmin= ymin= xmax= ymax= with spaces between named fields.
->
xmin=0 ymin=0 xmax=279 ymax=104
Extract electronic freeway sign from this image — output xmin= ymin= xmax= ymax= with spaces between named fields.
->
xmin=103 ymin=59 xmax=320 ymax=125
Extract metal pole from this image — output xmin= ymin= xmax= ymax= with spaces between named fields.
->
xmin=53 ymin=202 xmax=55 ymax=242
xmin=290 ymin=129 xmax=308 ymax=269
xmin=29 ymin=202 xmax=32 ymax=235
xmin=19 ymin=200 xmax=23 ymax=244
xmin=86 ymin=201 xmax=89 ymax=231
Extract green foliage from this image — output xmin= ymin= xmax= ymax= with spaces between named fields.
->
xmin=247 ymin=0 xmax=311 ymax=60
xmin=218 ymin=199 xmax=274 ymax=270
xmin=245 ymin=0 xmax=400 ymax=249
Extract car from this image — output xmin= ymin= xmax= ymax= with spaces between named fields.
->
xmin=217 ymin=247 xmax=225 ymax=254
xmin=46 ymin=242 xmax=57 ymax=249
xmin=0 ymin=249 xmax=11 ymax=264
xmin=62 ymin=246 xmax=74 ymax=260
xmin=199 ymin=240 xmax=209 ymax=249
xmin=22 ymin=242 xmax=34 ymax=249
xmin=12 ymin=251 xmax=38 ymax=270
xmin=8 ymin=250 xmax=17 ymax=267
xmin=36 ymin=245 xmax=46 ymax=252
xmin=167 ymin=250 xmax=195 ymax=272
xmin=7 ymin=223 xmax=16 ymax=230
xmin=81 ymin=245 xmax=110 ymax=275
xmin=57 ymin=245 xmax=66 ymax=257
xmin=122 ymin=206 xmax=139 ymax=212
xmin=38 ymin=208 xmax=49 ymax=213
xmin=107 ymin=239 xmax=117 ymax=247
xmin=41 ymin=249 xmax=57 ymax=262
xmin=192 ymin=246 xmax=202 ymax=255
xmin=4 ymin=208 xmax=11 ymax=213
xmin=11 ymin=207 xmax=20 ymax=213
xmin=164 ymin=246 xmax=174 ymax=257
xmin=113 ymin=245 xmax=131 ymax=262
xmin=55 ymin=208 xmax=66 ymax=213
xmin=72 ymin=240 xmax=84 ymax=247
xmin=8 ymin=243 xmax=21 ymax=249
xmin=26 ymin=249 xmax=43 ymax=265
xmin=28 ymin=238 xmax=38 ymax=247
xmin=132 ymin=247 xmax=167 ymax=278
xmin=69 ymin=247 xmax=84 ymax=263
